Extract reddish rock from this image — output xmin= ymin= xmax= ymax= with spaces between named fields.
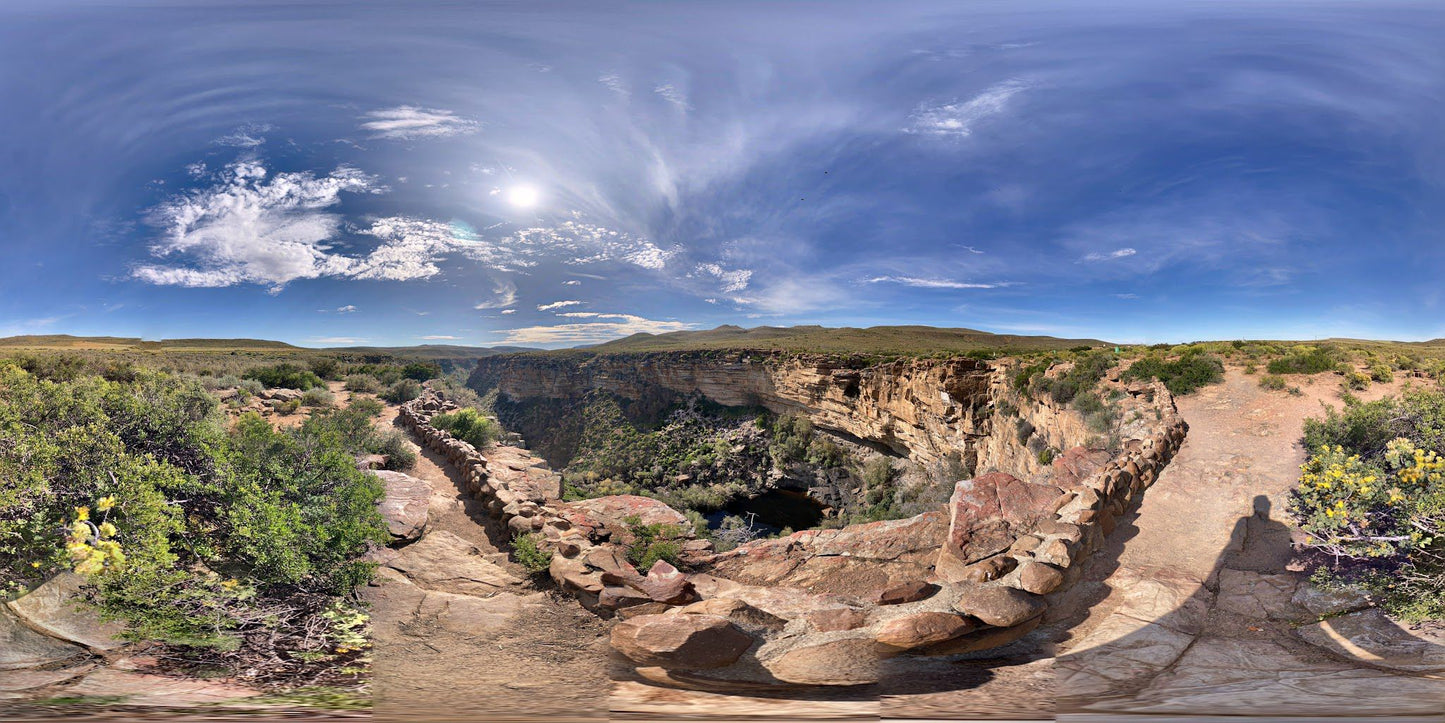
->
xmin=765 ymin=638 xmax=880 ymax=685
xmin=958 ymin=555 xmax=1018 ymax=583
xmin=599 ymin=586 xmax=652 ymax=610
xmin=1015 ymin=561 xmax=1065 ymax=595
xmin=875 ymin=581 xmax=939 ymax=606
xmin=936 ymin=473 xmax=1061 ymax=582
xmin=954 ymin=585 xmax=1046 ymax=627
xmin=875 ymin=611 xmax=977 ymax=652
xmin=558 ymin=495 xmax=688 ymax=538
xmin=610 ymin=613 xmax=754 ymax=669
xmin=679 ymin=598 xmax=787 ymax=629
xmin=805 ymin=607 xmax=869 ymax=632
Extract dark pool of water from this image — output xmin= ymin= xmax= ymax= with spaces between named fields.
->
xmin=706 ymin=488 xmax=826 ymax=533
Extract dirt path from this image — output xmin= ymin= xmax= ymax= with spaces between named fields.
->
xmin=1054 ymin=368 xmax=1445 ymax=717
xmin=366 ymin=405 xmax=611 ymax=722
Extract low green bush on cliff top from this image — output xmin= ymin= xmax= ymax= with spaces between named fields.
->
xmin=1121 ymin=350 xmax=1224 ymax=395
xmin=431 ymin=407 xmax=501 ymax=449
xmin=0 ymin=362 xmax=386 ymax=679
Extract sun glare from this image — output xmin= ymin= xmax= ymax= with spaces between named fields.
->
xmin=506 ymin=185 xmax=540 ymax=208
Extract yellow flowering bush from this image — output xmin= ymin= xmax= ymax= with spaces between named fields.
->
xmin=1291 ymin=440 xmax=1441 ymax=560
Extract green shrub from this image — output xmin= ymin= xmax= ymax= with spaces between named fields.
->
xmin=1343 ymin=371 xmax=1370 ymax=391
xmin=242 ymin=363 xmax=324 ymax=391
xmin=1370 ymin=364 xmax=1395 ymax=384
xmin=401 ymin=362 xmax=441 ymax=382
xmin=308 ymin=358 xmax=340 ymax=381
xmin=1121 ymin=351 xmax=1224 ymax=395
xmin=512 ymin=533 xmax=553 ymax=575
xmin=431 ymin=408 xmax=501 ymax=449
xmin=382 ymin=379 xmax=422 ymax=404
xmin=624 ymin=518 xmax=685 ymax=571
xmin=0 ymin=365 xmax=385 ymax=672
xmin=1259 ymin=374 xmax=1288 ymax=391
xmin=1267 ymin=346 xmax=1343 ymax=375
xmin=343 ymin=374 xmax=382 ymax=393
xmin=301 ymin=387 xmax=334 ymax=407
xmin=348 ymin=396 xmax=384 ymax=418
xmin=372 ymin=430 xmax=417 ymax=471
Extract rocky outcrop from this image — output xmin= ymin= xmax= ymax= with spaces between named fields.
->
xmin=439 ymin=353 xmax=1189 ymax=689
xmin=374 ymin=470 xmax=430 ymax=543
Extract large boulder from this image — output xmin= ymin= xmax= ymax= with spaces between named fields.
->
xmin=875 ymin=611 xmax=976 ymax=652
xmin=373 ymin=470 xmax=430 ymax=543
xmin=0 ymin=606 xmax=85 ymax=670
xmin=6 ymin=573 xmax=128 ymax=650
xmin=953 ymin=585 xmax=1046 ymax=627
xmin=936 ymin=473 xmax=1061 ymax=582
xmin=764 ymin=637 xmax=880 ymax=685
xmin=610 ymin=613 xmax=754 ymax=669
xmin=558 ymin=495 xmax=688 ymax=540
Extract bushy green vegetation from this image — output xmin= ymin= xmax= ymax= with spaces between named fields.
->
xmin=511 ymin=533 xmax=553 ymax=575
xmin=1121 ymin=350 xmax=1224 ymax=395
xmin=243 ymin=363 xmax=325 ymax=391
xmin=1267 ymin=345 xmax=1345 ymax=375
xmin=1292 ymin=389 xmax=1445 ymax=620
xmin=0 ymin=362 xmax=386 ymax=681
xmin=430 ymin=408 xmax=501 ymax=449
xmin=343 ymin=374 xmax=382 ymax=393
xmin=382 ymin=379 xmax=422 ymax=404
xmin=623 ymin=517 xmax=686 ymax=571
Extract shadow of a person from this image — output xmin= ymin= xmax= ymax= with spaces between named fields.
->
xmin=1054 ymin=494 xmax=1445 ymax=719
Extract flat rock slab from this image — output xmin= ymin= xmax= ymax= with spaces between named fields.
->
xmin=0 ymin=607 xmax=85 ymax=671
xmin=1214 ymin=568 xmax=1299 ymax=620
xmin=558 ymin=495 xmax=687 ymax=532
xmin=416 ymin=588 xmax=543 ymax=636
xmin=0 ymin=665 xmax=93 ymax=692
xmin=385 ymin=530 xmax=522 ymax=595
xmin=374 ymin=470 xmax=431 ymax=542
xmin=64 ymin=668 xmax=258 ymax=707
xmin=5 ymin=573 xmax=128 ymax=651
xmin=1297 ymin=609 xmax=1445 ymax=673
xmin=1102 ymin=637 xmax=1445 ymax=717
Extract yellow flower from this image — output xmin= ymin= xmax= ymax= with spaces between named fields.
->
xmin=74 ymin=506 xmax=90 ymax=521
xmin=98 ymin=522 xmax=117 ymax=537
xmin=96 ymin=496 xmax=116 ymax=512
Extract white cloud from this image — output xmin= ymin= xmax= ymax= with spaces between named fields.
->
xmin=474 ymin=278 xmax=518 ymax=309
xmin=865 ymin=275 xmax=1007 ymax=289
xmin=654 ymin=84 xmax=690 ymax=111
xmin=563 ymin=279 xmax=581 ymax=286
xmin=133 ymin=161 xmax=385 ymax=291
xmin=492 ymin=313 xmax=696 ymax=345
xmin=537 ymin=300 xmax=583 ymax=311
xmin=906 ymin=79 xmax=1027 ymax=137
xmin=214 ymin=122 xmax=273 ymax=147
xmin=359 ymin=106 xmax=479 ymax=140
xmin=336 ymin=304 xmax=357 ymax=313
xmin=1113 ymin=293 xmax=1141 ymax=300
xmin=1082 ymin=248 xmax=1138 ymax=262
xmin=421 ymin=335 xmax=460 ymax=340
xmin=309 ymin=336 xmax=368 ymax=345
xmin=599 ymin=73 xmax=628 ymax=96
xmin=500 ymin=309 xmax=516 ymax=315
xmin=694 ymin=263 xmax=752 ymax=293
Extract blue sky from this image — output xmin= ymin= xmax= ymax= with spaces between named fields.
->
xmin=1 ymin=1 xmax=1442 ymax=348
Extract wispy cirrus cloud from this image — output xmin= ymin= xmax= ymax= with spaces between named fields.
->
xmin=359 ymin=106 xmax=479 ymax=140
xmin=420 ymin=334 xmax=460 ymax=340
xmin=474 ymin=278 xmax=518 ymax=310
xmin=865 ymin=275 xmax=1010 ymax=289
xmin=906 ymin=79 xmax=1028 ymax=137
xmin=1082 ymin=248 xmax=1138 ymax=262
xmin=492 ymin=313 xmax=695 ymax=345
xmin=214 ymin=122 xmax=273 ymax=147
xmin=537 ymin=300 xmax=583 ymax=311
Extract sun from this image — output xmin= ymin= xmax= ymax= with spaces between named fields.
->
xmin=506 ymin=185 xmax=540 ymax=209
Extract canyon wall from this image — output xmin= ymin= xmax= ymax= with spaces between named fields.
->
xmin=470 ymin=351 xmax=1095 ymax=479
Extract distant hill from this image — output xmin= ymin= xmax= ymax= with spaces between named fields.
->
xmin=0 ymin=335 xmax=532 ymax=359
xmin=584 ymin=325 xmax=1111 ymax=356
xmin=0 ymin=335 xmax=300 ymax=351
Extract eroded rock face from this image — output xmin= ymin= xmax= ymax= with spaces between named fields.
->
xmin=953 ymin=585 xmax=1046 ymax=628
xmin=936 ymin=473 xmax=1062 ymax=581
xmin=764 ymin=637 xmax=880 ymax=685
xmin=610 ymin=614 xmax=754 ymax=669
